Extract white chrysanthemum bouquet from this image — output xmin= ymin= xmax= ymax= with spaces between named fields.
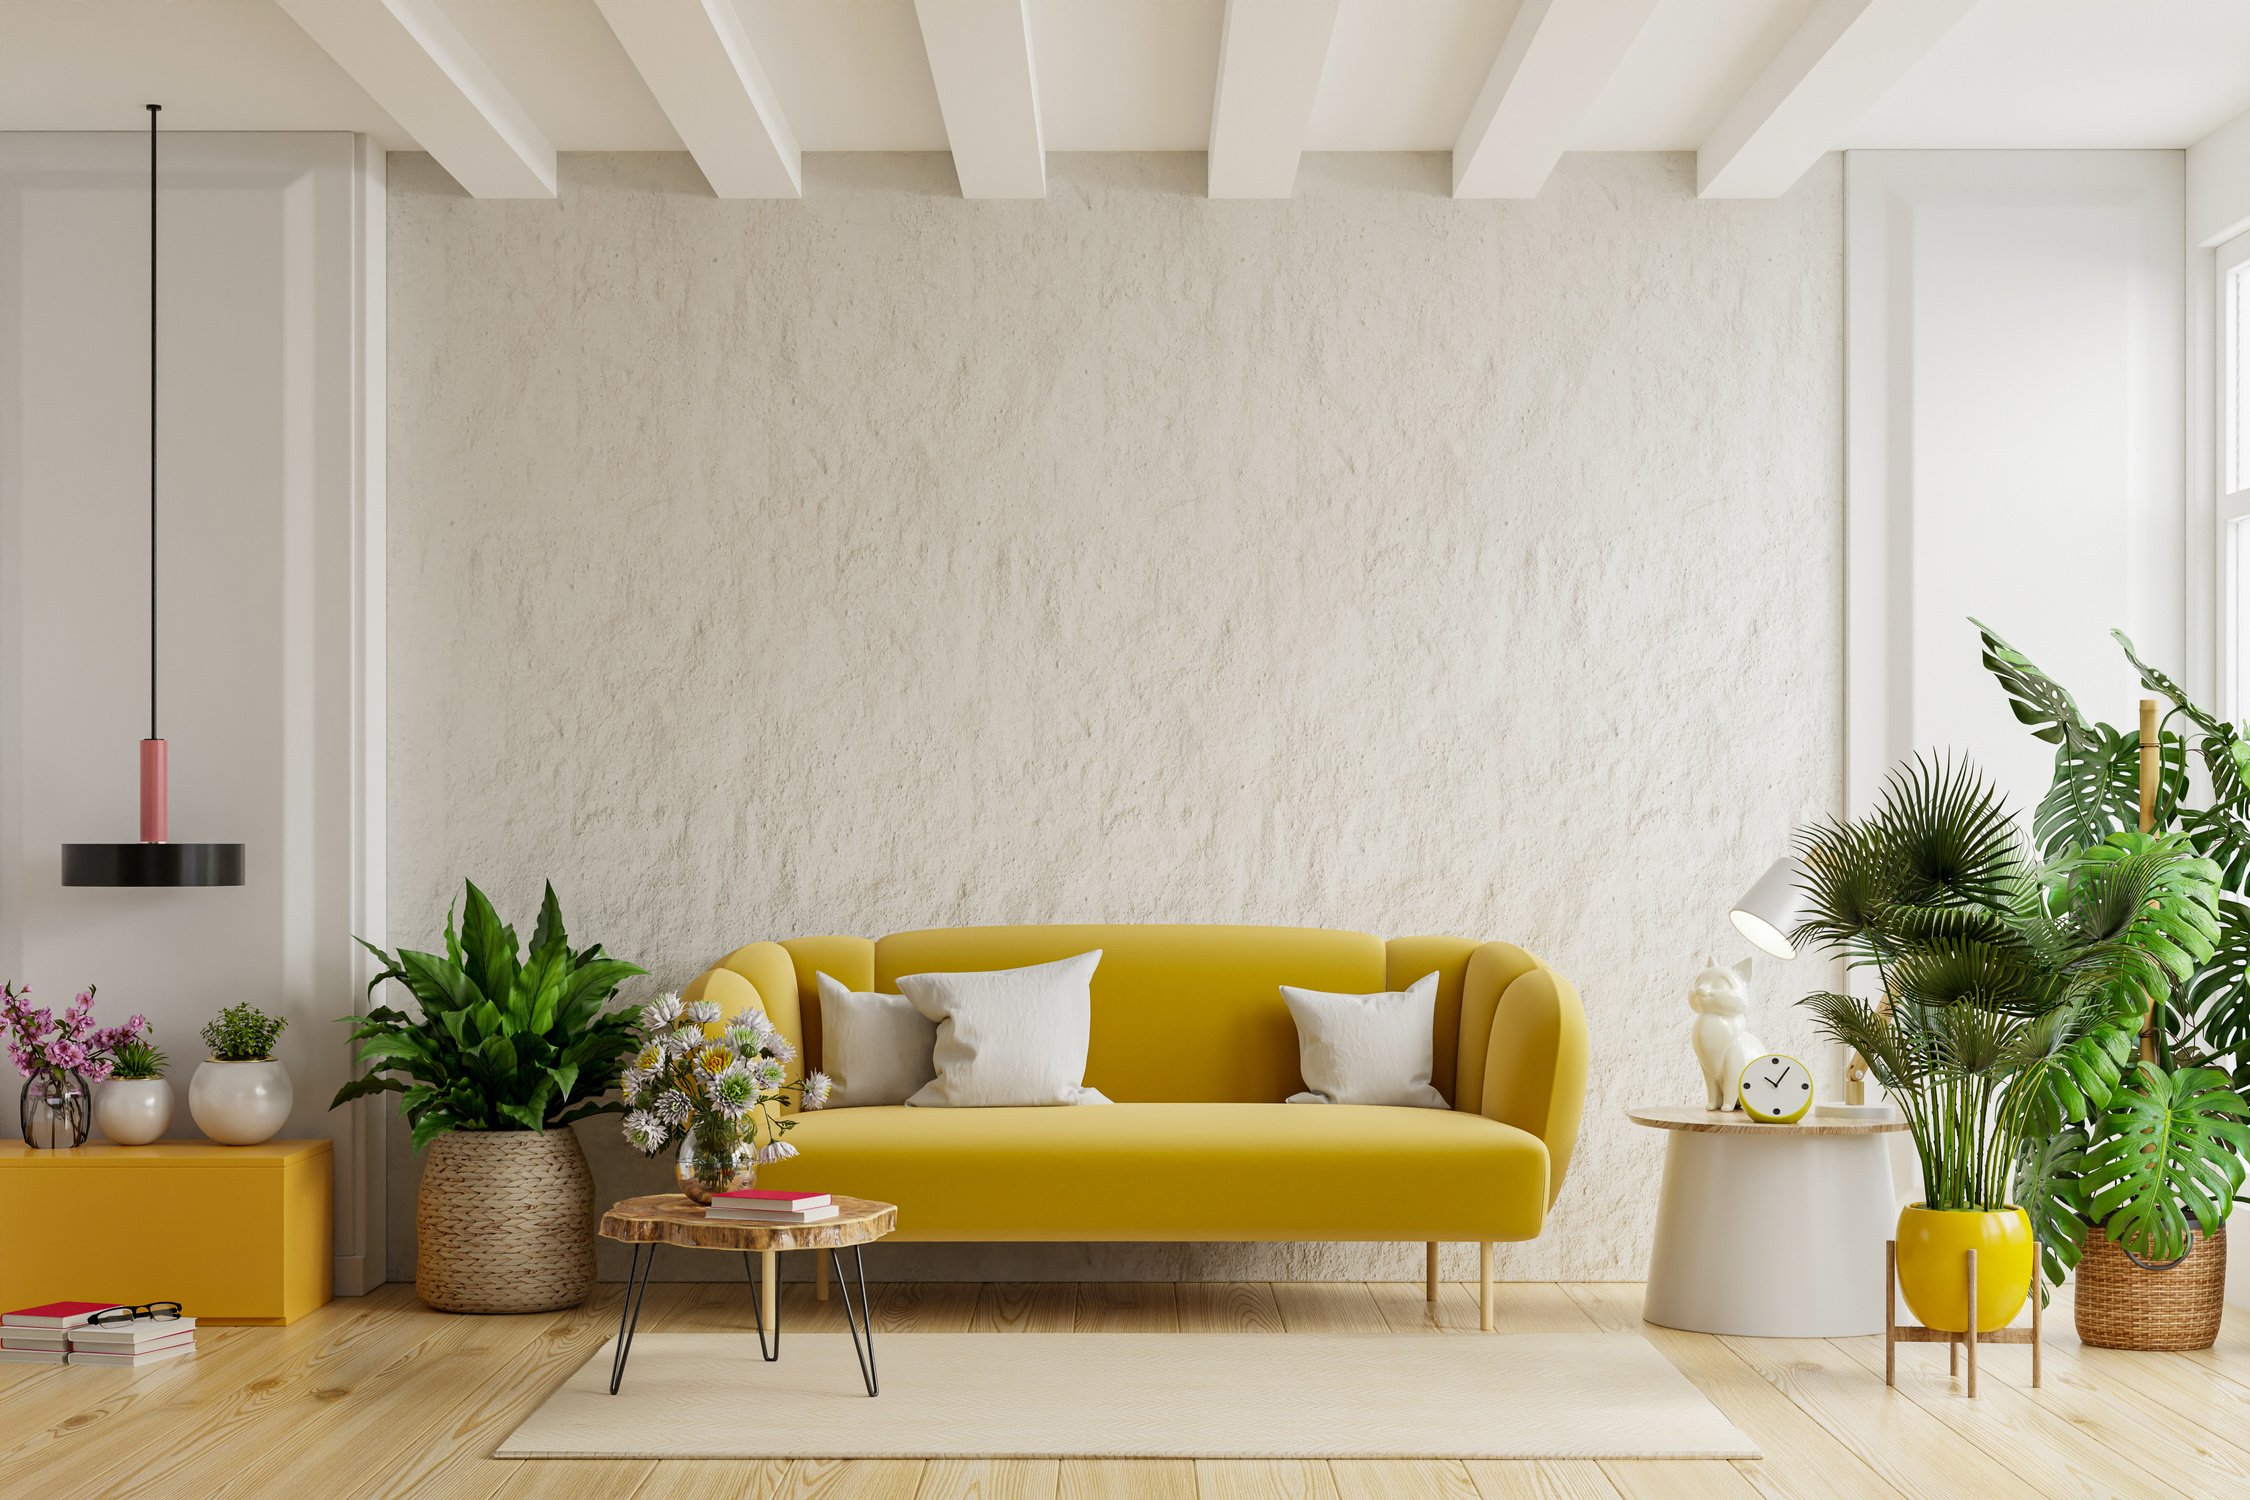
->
xmin=618 ymin=992 xmax=833 ymax=1201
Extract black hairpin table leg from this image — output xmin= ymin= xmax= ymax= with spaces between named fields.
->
xmin=743 ymin=1252 xmax=781 ymax=1361
xmin=831 ymin=1245 xmax=879 ymax=1397
xmin=608 ymin=1242 xmax=660 ymax=1395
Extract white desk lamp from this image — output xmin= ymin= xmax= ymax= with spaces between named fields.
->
xmin=1730 ymin=855 xmax=1890 ymax=1119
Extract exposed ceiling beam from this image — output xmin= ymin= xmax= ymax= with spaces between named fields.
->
xmin=593 ymin=0 xmax=799 ymax=197
xmin=1697 ymin=0 xmax=1975 ymax=199
xmin=913 ymin=0 xmax=1044 ymax=199
xmin=274 ymin=0 xmax=554 ymax=198
xmin=1452 ymin=0 xmax=1663 ymax=199
xmin=1207 ymin=0 xmax=1341 ymax=200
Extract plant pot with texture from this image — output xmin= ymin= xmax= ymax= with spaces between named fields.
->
xmin=335 ymin=879 xmax=646 ymax=1313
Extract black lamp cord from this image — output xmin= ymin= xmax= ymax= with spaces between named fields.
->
xmin=148 ymin=103 xmax=159 ymax=743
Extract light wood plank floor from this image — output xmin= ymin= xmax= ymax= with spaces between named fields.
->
xmin=1 ymin=1278 xmax=2235 ymax=1499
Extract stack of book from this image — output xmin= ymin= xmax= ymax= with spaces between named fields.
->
xmin=707 ymin=1188 xmax=839 ymax=1224
xmin=0 ymin=1302 xmax=123 ymax=1364
xmin=68 ymin=1316 xmax=197 ymax=1368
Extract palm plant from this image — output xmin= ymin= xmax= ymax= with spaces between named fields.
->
xmin=331 ymin=881 xmax=647 ymax=1150
xmin=1793 ymin=754 xmax=2238 ymax=1286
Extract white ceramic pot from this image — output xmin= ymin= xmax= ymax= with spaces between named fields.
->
xmin=189 ymin=1059 xmax=293 ymax=1145
xmin=94 ymin=1077 xmax=174 ymax=1145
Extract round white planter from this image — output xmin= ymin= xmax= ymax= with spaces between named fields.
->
xmin=94 ymin=1077 xmax=174 ymax=1145
xmin=189 ymin=1059 xmax=293 ymax=1145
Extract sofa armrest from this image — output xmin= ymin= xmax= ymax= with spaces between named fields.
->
xmin=1476 ymin=962 xmax=1589 ymax=1207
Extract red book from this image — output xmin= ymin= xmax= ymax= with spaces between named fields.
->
xmin=2 ymin=1302 xmax=122 ymax=1329
xmin=710 ymin=1189 xmax=832 ymax=1210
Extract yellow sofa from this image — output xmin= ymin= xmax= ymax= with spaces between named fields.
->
xmin=682 ymin=924 xmax=1588 ymax=1326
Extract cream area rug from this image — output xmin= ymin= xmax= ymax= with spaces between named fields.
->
xmin=498 ymin=1333 xmax=1759 ymax=1460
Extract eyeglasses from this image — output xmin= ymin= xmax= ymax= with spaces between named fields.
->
xmin=86 ymin=1302 xmax=183 ymax=1327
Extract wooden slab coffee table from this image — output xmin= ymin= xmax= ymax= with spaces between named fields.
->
xmin=598 ymin=1193 xmax=897 ymax=1396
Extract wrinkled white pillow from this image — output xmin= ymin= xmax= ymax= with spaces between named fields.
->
xmin=1281 ymin=971 xmax=1449 ymax=1108
xmin=898 ymin=951 xmax=1111 ymax=1107
xmin=816 ymin=972 xmax=938 ymax=1108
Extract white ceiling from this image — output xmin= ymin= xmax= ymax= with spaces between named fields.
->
xmin=4 ymin=0 xmax=2247 ymax=184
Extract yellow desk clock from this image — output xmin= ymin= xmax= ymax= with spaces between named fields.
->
xmin=1737 ymin=1053 xmax=1814 ymax=1123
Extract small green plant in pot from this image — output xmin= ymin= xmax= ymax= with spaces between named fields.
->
xmin=333 ymin=880 xmax=645 ymax=1313
xmin=1791 ymin=755 xmax=2229 ymax=1334
xmin=95 ymin=1030 xmax=173 ymax=1146
xmin=189 ymin=1003 xmax=293 ymax=1146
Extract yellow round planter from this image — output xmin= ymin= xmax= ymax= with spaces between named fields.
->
xmin=1895 ymin=1204 xmax=2034 ymax=1333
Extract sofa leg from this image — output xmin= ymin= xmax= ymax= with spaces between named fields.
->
xmin=1426 ymin=1243 xmax=1440 ymax=1304
xmin=817 ymin=1248 xmax=831 ymax=1302
xmin=1479 ymin=1243 xmax=1494 ymax=1332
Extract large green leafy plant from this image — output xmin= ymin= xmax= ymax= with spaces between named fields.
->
xmin=332 ymin=881 xmax=647 ymax=1150
xmin=1971 ymin=622 xmax=2250 ymax=1282
xmin=1792 ymin=754 xmax=2236 ymax=1288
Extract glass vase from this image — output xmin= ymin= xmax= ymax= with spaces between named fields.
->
xmin=20 ymin=1068 xmax=91 ymax=1149
xmin=675 ymin=1124 xmax=755 ymax=1205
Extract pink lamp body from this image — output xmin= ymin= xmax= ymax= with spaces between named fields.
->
xmin=139 ymin=737 xmax=168 ymax=843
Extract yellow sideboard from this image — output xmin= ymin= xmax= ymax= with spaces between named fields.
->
xmin=0 ymin=1139 xmax=332 ymax=1325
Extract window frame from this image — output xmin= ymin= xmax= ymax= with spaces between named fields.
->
xmin=2218 ymin=228 xmax=2250 ymax=722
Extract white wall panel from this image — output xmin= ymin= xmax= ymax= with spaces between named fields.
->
xmin=1845 ymin=151 xmax=2184 ymax=819
xmin=0 ymin=132 xmax=386 ymax=1292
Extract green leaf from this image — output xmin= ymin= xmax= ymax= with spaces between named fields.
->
xmin=478 ymin=1032 xmax=518 ymax=1078
xmin=2080 ymin=1063 xmax=2250 ymax=1263
xmin=551 ymin=1100 xmax=623 ymax=1126
xmin=409 ymin=1111 xmax=464 ymax=1153
xmin=2114 ymin=629 xmax=2230 ymax=740
xmin=529 ymin=881 xmax=567 ymax=962
xmin=2183 ymin=898 xmax=2250 ymax=1058
xmin=394 ymin=948 xmax=484 ymax=1012
xmin=2012 ymin=1126 xmax=2089 ymax=1295
xmin=458 ymin=880 xmax=521 ymax=1007
xmin=508 ymin=939 xmax=571 ymax=1035
xmin=554 ymin=960 xmax=646 ymax=1029
xmin=328 ymin=1074 xmax=406 ymax=1109
xmin=495 ymin=1100 xmax=546 ymax=1131
xmin=1973 ymin=618 xmax=2089 ymax=747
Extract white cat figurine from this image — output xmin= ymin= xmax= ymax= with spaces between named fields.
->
xmin=1689 ymin=960 xmax=1763 ymax=1112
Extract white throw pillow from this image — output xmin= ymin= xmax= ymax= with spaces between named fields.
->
xmin=815 ymin=972 xmax=939 ymax=1108
xmin=897 ymin=951 xmax=1111 ymax=1107
xmin=1281 ymin=971 xmax=1449 ymax=1108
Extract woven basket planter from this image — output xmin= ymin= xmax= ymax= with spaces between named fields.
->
xmin=2074 ymin=1223 xmax=2227 ymax=1351
xmin=417 ymin=1127 xmax=596 ymax=1314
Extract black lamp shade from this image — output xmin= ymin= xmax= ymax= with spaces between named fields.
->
xmin=62 ymin=842 xmax=245 ymax=887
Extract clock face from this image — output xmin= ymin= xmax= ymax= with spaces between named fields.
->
xmin=1738 ymin=1053 xmax=1813 ymax=1123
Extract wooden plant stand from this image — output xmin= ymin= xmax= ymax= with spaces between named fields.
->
xmin=1884 ymin=1239 xmax=2041 ymax=1397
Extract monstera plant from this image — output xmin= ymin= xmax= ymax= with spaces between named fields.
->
xmin=333 ymin=880 xmax=646 ymax=1314
xmin=1973 ymin=621 xmax=2250 ymax=1347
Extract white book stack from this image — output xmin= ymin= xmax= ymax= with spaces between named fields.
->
xmin=0 ymin=1329 xmax=70 ymax=1365
xmin=66 ymin=1317 xmax=198 ymax=1368
xmin=706 ymin=1190 xmax=840 ymax=1224
xmin=0 ymin=1301 xmax=120 ymax=1364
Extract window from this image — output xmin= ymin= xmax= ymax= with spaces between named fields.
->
xmin=2222 ymin=230 xmax=2250 ymax=720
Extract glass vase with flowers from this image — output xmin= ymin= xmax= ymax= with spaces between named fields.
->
xmin=618 ymin=993 xmax=832 ymax=1204
xmin=0 ymin=983 xmax=154 ymax=1148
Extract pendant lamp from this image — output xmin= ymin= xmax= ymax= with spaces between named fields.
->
xmin=61 ymin=106 xmax=245 ymax=888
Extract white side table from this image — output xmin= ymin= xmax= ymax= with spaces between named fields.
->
xmin=1630 ymin=1105 xmax=1905 ymax=1337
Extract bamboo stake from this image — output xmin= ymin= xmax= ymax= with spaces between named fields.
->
xmin=2140 ymin=697 xmax=2160 ymax=1061
xmin=2139 ymin=698 xmax=2159 ymax=833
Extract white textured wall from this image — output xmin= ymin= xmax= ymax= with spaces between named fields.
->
xmin=386 ymin=150 xmax=1843 ymax=1283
